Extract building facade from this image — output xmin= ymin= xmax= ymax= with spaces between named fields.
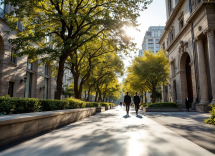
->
xmin=159 ymin=0 xmax=215 ymax=112
xmin=0 ymin=2 xmax=56 ymax=99
xmin=142 ymin=26 xmax=165 ymax=54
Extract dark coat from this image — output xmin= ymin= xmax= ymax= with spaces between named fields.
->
xmin=133 ymin=95 xmax=140 ymax=104
xmin=185 ymin=98 xmax=189 ymax=105
xmin=124 ymin=95 xmax=131 ymax=105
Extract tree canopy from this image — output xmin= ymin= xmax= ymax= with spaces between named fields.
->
xmin=123 ymin=49 xmax=170 ymax=103
xmin=4 ymin=0 xmax=152 ymax=99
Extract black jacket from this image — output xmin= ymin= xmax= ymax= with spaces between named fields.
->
xmin=185 ymin=98 xmax=189 ymax=105
xmin=133 ymin=95 xmax=140 ymax=104
xmin=124 ymin=95 xmax=131 ymax=105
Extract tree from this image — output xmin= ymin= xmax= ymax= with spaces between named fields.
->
xmin=66 ymin=39 xmax=123 ymax=99
xmin=5 ymin=0 xmax=152 ymax=99
xmin=123 ymin=67 xmax=148 ymax=103
xmin=83 ymin=53 xmax=123 ymax=101
xmin=133 ymin=50 xmax=170 ymax=103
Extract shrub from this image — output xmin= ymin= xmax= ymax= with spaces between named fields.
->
xmin=0 ymin=96 xmax=41 ymax=114
xmin=147 ymin=102 xmax=178 ymax=108
xmin=204 ymin=104 xmax=215 ymax=125
xmin=86 ymin=102 xmax=100 ymax=107
xmin=140 ymin=103 xmax=147 ymax=107
xmin=64 ymin=98 xmax=86 ymax=109
xmin=40 ymin=100 xmax=69 ymax=111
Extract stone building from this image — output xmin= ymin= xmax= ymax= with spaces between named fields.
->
xmin=0 ymin=2 xmax=56 ymax=99
xmin=159 ymin=0 xmax=215 ymax=112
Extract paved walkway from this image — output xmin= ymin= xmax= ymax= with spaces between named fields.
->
xmin=0 ymin=107 xmax=214 ymax=156
xmin=142 ymin=111 xmax=215 ymax=154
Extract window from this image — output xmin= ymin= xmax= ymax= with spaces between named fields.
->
xmin=27 ymin=58 xmax=33 ymax=70
xmin=146 ymin=31 xmax=152 ymax=36
xmin=8 ymin=81 xmax=14 ymax=97
xmin=25 ymin=73 xmax=32 ymax=98
xmin=169 ymin=0 xmax=172 ymax=15
xmin=179 ymin=19 xmax=184 ymax=30
xmin=148 ymin=39 xmax=153 ymax=42
xmin=156 ymin=39 xmax=159 ymax=43
xmin=163 ymin=43 xmax=166 ymax=49
xmin=149 ymin=47 xmax=154 ymax=51
xmin=10 ymin=48 xmax=16 ymax=63
xmin=148 ymin=43 xmax=154 ymax=47
xmin=45 ymin=63 xmax=48 ymax=75
xmin=43 ymin=78 xmax=48 ymax=99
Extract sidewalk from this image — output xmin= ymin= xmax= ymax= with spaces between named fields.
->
xmin=0 ymin=106 xmax=214 ymax=156
xmin=142 ymin=111 xmax=215 ymax=154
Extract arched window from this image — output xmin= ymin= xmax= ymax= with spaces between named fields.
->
xmin=27 ymin=58 xmax=33 ymax=70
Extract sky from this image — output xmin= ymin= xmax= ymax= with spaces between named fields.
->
xmin=119 ymin=0 xmax=167 ymax=82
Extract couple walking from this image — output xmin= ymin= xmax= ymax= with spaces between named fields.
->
xmin=124 ymin=91 xmax=140 ymax=116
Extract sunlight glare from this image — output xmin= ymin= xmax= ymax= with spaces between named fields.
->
xmin=125 ymin=27 xmax=137 ymax=37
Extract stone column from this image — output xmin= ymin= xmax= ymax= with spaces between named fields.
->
xmin=204 ymin=28 xmax=215 ymax=103
xmin=195 ymin=37 xmax=210 ymax=104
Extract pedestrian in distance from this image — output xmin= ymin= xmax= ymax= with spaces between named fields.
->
xmin=133 ymin=92 xmax=140 ymax=116
xmin=185 ymin=96 xmax=190 ymax=112
xmin=124 ymin=92 xmax=131 ymax=116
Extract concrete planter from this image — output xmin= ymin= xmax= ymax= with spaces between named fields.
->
xmin=96 ymin=107 xmax=105 ymax=112
xmin=0 ymin=108 xmax=96 ymax=148
xmin=143 ymin=107 xmax=181 ymax=112
xmin=105 ymin=106 xmax=110 ymax=110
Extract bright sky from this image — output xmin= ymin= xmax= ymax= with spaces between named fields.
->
xmin=119 ymin=0 xmax=167 ymax=83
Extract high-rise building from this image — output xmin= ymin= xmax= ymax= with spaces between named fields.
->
xmin=142 ymin=26 xmax=165 ymax=54
xmin=138 ymin=49 xmax=143 ymax=57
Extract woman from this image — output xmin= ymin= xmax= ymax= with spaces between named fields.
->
xmin=133 ymin=92 xmax=140 ymax=116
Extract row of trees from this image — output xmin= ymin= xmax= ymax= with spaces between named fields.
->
xmin=4 ymin=0 xmax=152 ymax=100
xmin=123 ymin=50 xmax=170 ymax=103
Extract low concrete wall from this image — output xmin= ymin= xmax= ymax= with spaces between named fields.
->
xmin=96 ymin=107 xmax=105 ymax=112
xmin=143 ymin=107 xmax=181 ymax=112
xmin=196 ymin=104 xmax=212 ymax=113
xmin=0 ymin=108 xmax=96 ymax=148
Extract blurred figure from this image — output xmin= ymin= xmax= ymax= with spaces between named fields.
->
xmin=185 ymin=96 xmax=190 ymax=112
xmin=124 ymin=92 xmax=131 ymax=116
xmin=133 ymin=92 xmax=140 ymax=116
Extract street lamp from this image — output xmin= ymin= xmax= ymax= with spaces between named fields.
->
xmin=40 ymin=85 xmax=45 ymax=91
xmin=20 ymin=76 xmax=27 ymax=83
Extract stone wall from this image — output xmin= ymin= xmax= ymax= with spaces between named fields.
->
xmin=0 ymin=108 xmax=96 ymax=148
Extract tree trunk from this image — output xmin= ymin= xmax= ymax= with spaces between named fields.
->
xmin=55 ymin=56 xmax=67 ymax=100
xmin=152 ymin=88 xmax=156 ymax=103
xmin=98 ymin=90 xmax=102 ymax=102
xmin=87 ymin=87 xmax=91 ymax=101
xmin=145 ymin=92 xmax=147 ymax=103
xmin=95 ymin=91 xmax=98 ymax=102
xmin=74 ymin=76 xmax=80 ymax=99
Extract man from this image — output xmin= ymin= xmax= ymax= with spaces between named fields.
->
xmin=124 ymin=92 xmax=131 ymax=116
xmin=185 ymin=96 xmax=190 ymax=112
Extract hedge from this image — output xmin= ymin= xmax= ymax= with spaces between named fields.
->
xmin=0 ymin=96 xmax=115 ymax=115
xmin=40 ymin=100 xmax=69 ymax=111
xmin=0 ymin=96 xmax=41 ymax=115
xmin=140 ymin=102 xmax=178 ymax=108
xmin=147 ymin=102 xmax=178 ymax=108
xmin=204 ymin=104 xmax=215 ymax=125
xmin=100 ymin=102 xmax=115 ymax=106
